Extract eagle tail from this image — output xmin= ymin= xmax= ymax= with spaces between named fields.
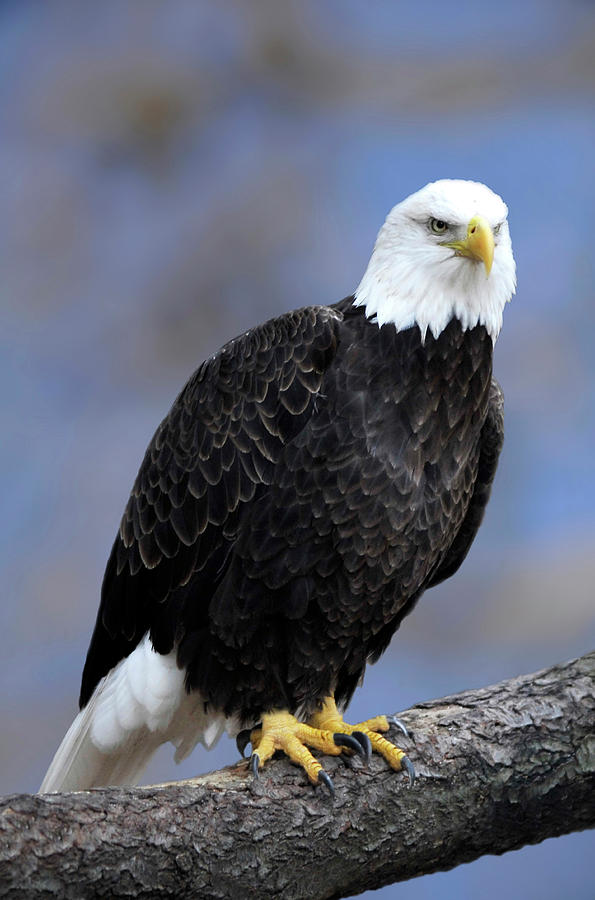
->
xmin=39 ymin=703 xmax=163 ymax=792
xmin=39 ymin=633 xmax=226 ymax=792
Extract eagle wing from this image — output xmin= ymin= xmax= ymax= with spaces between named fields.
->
xmin=426 ymin=376 xmax=504 ymax=589
xmin=79 ymin=306 xmax=341 ymax=707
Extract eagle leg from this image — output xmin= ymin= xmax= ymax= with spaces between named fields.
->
xmin=247 ymin=709 xmax=350 ymax=794
xmin=245 ymin=701 xmax=414 ymax=792
xmin=307 ymin=696 xmax=415 ymax=786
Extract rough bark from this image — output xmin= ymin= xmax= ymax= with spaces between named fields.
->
xmin=1 ymin=652 xmax=593 ymax=900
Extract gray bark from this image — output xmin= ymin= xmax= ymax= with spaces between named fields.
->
xmin=1 ymin=652 xmax=593 ymax=899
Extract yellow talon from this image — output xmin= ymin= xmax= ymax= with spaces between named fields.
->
xmin=248 ymin=710 xmax=341 ymax=786
xmin=365 ymin=730 xmax=406 ymax=770
xmin=356 ymin=714 xmax=390 ymax=733
xmin=307 ymin=697 xmax=411 ymax=776
xmin=245 ymin=698 xmax=414 ymax=791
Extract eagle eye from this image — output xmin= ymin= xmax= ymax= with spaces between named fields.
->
xmin=429 ymin=218 xmax=448 ymax=235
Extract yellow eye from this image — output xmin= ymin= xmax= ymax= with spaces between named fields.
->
xmin=429 ymin=218 xmax=448 ymax=235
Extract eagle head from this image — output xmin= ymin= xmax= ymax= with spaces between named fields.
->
xmin=354 ymin=179 xmax=517 ymax=342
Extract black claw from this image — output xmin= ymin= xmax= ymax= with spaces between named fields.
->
xmin=317 ymin=769 xmax=335 ymax=798
xmin=236 ymin=729 xmax=251 ymax=758
xmin=250 ymin=752 xmax=260 ymax=779
xmin=388 ymin=716 xmax=410 ymax=739
xmin=401 ymin=755 xmax=415 ymax=787
xmin=333 ymin=732 xmax=369 ymax=761
xmin=351 ymin=731 xmax=372 ymax=765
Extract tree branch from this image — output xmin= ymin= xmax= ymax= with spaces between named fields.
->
xmin=1 ymin=652 xmax=593 ymax=899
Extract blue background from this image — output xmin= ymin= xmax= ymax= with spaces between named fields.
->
xmin=1 ymin=1 xmax=594 ymax=897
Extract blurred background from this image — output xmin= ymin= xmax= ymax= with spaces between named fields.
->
xmin=1 ymin=0 xmax=594 ymax=897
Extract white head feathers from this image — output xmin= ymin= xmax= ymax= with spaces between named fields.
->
xmin=354 ymin=179 xmax=516 ymax=342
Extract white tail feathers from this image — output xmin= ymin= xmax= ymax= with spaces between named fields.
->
xmin=39 ymin=704 xmax=164 ymax=792
xmin=40 ymin=634 xmax=226 ymax=792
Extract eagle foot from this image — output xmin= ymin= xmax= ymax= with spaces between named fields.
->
xmin=333 ymin=730 xmax=372 ymax=764
xmin=307 ymin=696 xmax=415 ymax=786
xmin=246 ymin=709 xmax=348 ymax=792
xmin=243 ymin=700 xmax=414 ymax=792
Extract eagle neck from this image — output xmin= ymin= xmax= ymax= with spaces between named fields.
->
xmin=339 ymin=301 xmax=494 ymax=389
xmin=337 ymin=311 xmax=495 ymax=471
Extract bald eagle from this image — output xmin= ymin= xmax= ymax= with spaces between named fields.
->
xmin=41 ymin=179 xmax=516 ymax=795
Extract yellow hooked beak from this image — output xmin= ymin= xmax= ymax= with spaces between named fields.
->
xmin=442 ymin=215 xmax=495 ymax=276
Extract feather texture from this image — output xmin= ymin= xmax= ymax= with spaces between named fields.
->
xmin=75 ymin=301 xmax=500 ymax=732
xmin=40 ymin=634 xmax=225 ymax=792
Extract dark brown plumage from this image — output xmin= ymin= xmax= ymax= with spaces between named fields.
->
xmin=81 ymin=297 xmax=503 ymax=725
